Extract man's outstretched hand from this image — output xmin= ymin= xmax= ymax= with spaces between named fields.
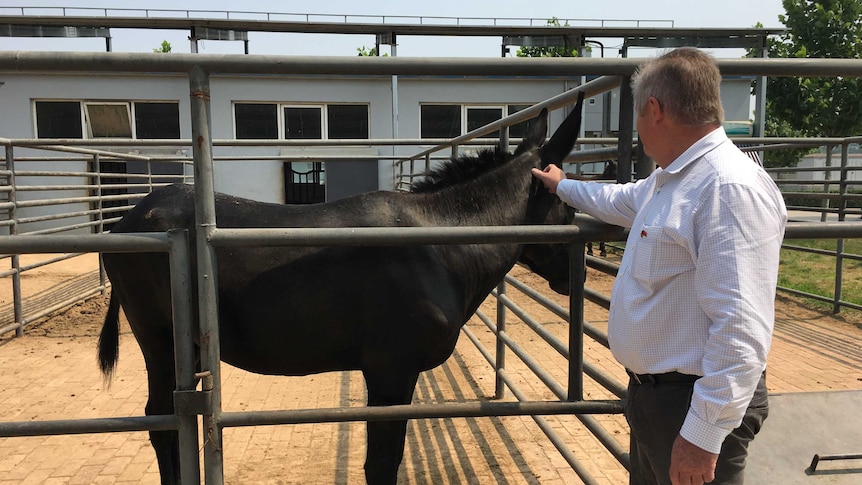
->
xmin=531 ymin=164 xmax=566 ymax=193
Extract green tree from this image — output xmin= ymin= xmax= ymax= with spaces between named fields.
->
xmin=753 ymin=1 xmax=862 ymax=166
xmin=357 ymin=46 xmax=387 ymax=57
xmin=515 ymin=18 xmax=579 ymax=58
xmin=153 ymin=40 xmax=172 ymax=53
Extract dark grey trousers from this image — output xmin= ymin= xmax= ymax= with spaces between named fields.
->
xmin=625 ymin=372 xmax=769 ymax=485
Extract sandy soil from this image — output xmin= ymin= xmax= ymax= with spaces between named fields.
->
xmin=0 ymin=253 xmax=861 ymax=484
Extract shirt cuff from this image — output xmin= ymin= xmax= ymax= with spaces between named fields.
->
xmin=679 ymin=411 xmax=733 ymax=454
xmin=555 ymin=179 xmax=577 ymax=207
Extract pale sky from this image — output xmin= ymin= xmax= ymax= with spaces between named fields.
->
xmin=0 ymin=0 xmax=787 ymax=58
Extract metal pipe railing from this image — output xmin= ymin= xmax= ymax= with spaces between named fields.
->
xmin=189 ymin=66 xmax=225 ymax=485
xmin=3 ymin=52 xmax=862 ymax=485
xmin=7 ymin=52 xmax=862 ymax=77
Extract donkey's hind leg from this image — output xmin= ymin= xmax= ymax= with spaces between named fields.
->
xmin=140 ymin=333 xmax=182 ymax=485
xmin=362 ymin=368 xmax=420 ymax=485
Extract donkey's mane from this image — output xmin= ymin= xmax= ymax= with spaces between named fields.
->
xmin=410 ymin=147 xmax=506 ymax=194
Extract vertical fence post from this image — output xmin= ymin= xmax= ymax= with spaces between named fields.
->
xmin=617 ymin=76 xmax=634 ymax=184
xmin=94 ymin=153 xmax=108 ymax=294
xmin=147 ymin=157 xmax=154 ymax=194
xmin=497 ymin=125 xmax=509 ymax=157
xmin=392 ymin=160 xmax=400 ymax=191
xmin=494 ymin=279 xmax=507 ymax=399
xmin=94 ymin=153 xmax=104 ymax=234
xmin=189 ymin=65 xmax=225 ymax=485
xmin=822 ymin=146 xmax=833 ymax=222
xmin=5 ymin=143 xmax=23 ymax=336
xmin=567 ymin=242 xmax=586 ymax=401
xmin=832 ymin=141 xmax=849 ymax=313
xmin=168 ymin=228 xmax=202 ymax=485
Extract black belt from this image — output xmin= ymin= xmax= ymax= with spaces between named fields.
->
xmin=626 ymin=369 xmax=701 ymax=386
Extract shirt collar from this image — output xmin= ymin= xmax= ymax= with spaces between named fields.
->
xmin=663 ymin=126 xmax=728 ymax=175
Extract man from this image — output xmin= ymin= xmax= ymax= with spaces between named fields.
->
xmin=532 ymin=47 xmax=787 ymax=485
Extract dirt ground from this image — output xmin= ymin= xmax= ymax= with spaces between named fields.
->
xmin=1 ymin=253 xmax=861 ymax=484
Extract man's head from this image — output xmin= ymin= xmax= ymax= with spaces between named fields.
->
xmin=632 ymin=47 xmax=724 ymax=167
xmin=632 ymin=47 xmax=724 ymax=126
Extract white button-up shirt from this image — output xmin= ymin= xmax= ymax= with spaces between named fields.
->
xmin=556 ymin=128 xmax=787 ymax=453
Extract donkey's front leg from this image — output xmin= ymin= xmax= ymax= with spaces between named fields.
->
xmin=362 ymin=368 xmax=420 ymax=485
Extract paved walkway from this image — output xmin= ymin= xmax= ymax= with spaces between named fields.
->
xmin=0 ymin=267 xmax=861 ymax=484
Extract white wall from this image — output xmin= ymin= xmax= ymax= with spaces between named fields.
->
xmin=0 ymin=73 xmax=190 ymax=233
xmin=0 ymin=70 xmax=756 ymax=232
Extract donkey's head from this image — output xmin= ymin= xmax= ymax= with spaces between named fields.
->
xmin=516 ymin=93 xmax=585 ymax=295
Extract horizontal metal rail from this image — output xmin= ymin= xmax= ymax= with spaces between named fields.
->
xmin=220 ymin=400 xmax=622 ymax=428
xmin=211 ymin=225 xmax=597 ymax=247
xmin=5 ymin=52 xmax=862 ymax=78
xmin=0 ymin=415 xmax=179 ymax=438
xmin=0 ymin=7 xmax=676 ymax=30
xmin=9 ymin=285 xmax=106 ymax=329
xmin=14 ymin=193 xmax=146 ymax=209
xmin=5 ymin=252 xmax=84 ymax=273
xmin=782 ymin=243 xmax=862 ymax=262
xmin=778 ymin=286 xmax=862 ymax=312
xmin=208 ymin=221 xmax=862 ymax=247
xmin=3 ymin=137 xmax=513 ymax=147
xmin=0 ymin=233 xmax=172 ymax=254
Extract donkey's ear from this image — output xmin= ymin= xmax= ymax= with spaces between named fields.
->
xmin=514 ymin=108 xmax=548 ymax=156
xmin=541 ymin=91 xmax=585 ymax=168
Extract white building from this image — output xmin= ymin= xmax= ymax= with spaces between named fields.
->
xmin=0 ymin=11 xmax=775 ymax=233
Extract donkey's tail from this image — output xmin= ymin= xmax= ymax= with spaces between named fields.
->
xmin=98 ymin=293 xmax=121 ymax=381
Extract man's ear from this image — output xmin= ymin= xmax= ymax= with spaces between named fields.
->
xmin=647 ymin=96 xmax=664 ymax=123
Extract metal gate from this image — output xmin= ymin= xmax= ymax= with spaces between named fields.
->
xmin=2 ymin=52 xmax=862 ymax=485
xmin=284 ymin=161 xmax=326 ymax=204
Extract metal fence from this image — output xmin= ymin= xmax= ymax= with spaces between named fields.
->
xmin=2 ymin=53 xmax=862 ymax=485
xmin=0 ymin=142 xmax=192 ymax=336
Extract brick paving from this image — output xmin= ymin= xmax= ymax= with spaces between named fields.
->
xmin=0 ymin=266 xmax=861 ymax=484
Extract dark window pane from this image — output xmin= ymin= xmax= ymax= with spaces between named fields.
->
xmin=135 ymin=102 xmax=180 ymax=139
xmin=507 ymin=105 xmax=534 ymax=139
xmin=35 ymin=101 xmax=82 ymax=138
xmin=328 ymin=104 xmax=369 ymax=139
xmin=284 ymin=107 xmax=322 ymax=139
xmin=467 ymin=107 xmax=503 ymax=139
xmin=235 ymin=103 xmax=278 ymax=139
xmin=420 ymin=105 xmax=460 ymax=138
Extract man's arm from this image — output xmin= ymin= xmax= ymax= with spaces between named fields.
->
xmin=673 ymin=181 xmax=783 ymax=485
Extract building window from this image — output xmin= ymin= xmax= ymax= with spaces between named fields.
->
xmin=35 ymin=101 xmax=83 ymax=138
xmin=235 ymin=103 xmax=278 ymax=139
xmin=507 ymin=105 xmax=534 ymax=139
xmin=421 ymin=104 xmax=537 ymax=139
xmin=233 ymin=103 xmax=369 ymax=140
xmin=420 ymin=105 xmax=461 ymax=138
xmin=466 ymin=106 xmax=503 ymax=139
xmin=135 ymin=102 xmax=181 ymax=139
xmin=284 ymin=106 xmax=322 ymax=139
xmin=35 ymin=100 xmax=180 ymax=139
xmin=84 ymin=102 xmax=133 ymax=138
xmin=328 ymin=104 xmax=369 ymax=139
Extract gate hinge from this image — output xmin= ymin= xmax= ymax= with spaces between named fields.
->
xmin=173 ymin=389 xmax=212 ymax=416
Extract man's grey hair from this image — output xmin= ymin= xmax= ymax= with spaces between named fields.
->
xmin=631 ymin=47 xmax=725 ymax=126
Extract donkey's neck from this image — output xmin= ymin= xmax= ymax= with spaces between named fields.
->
xmin=418 ymin=156 xmax=534 ymax=227
xmin=412 ymin=154 xmax=538 ymax=317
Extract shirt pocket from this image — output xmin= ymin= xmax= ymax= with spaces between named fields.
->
xmin=629 ymin=225 xmax=694 ymax=288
